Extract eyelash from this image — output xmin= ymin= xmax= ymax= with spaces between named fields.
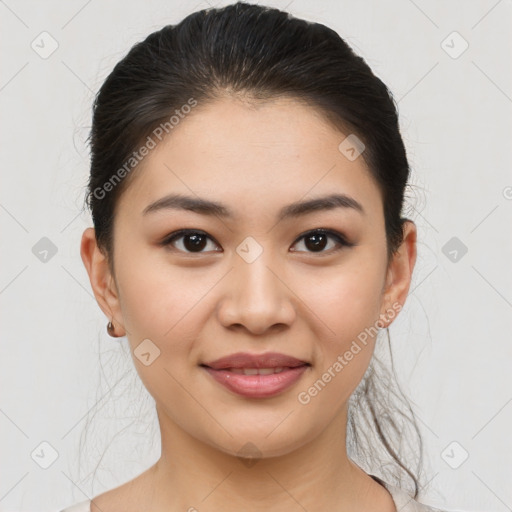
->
xmin=160 ymin=228 xmax=354 ymax=255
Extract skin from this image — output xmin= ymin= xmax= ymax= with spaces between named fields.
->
xmin=81 ymin=95 xmax=417 ymax=512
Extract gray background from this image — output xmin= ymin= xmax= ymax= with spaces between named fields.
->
xmin=1 ymin=1 xmax=511 ymax=511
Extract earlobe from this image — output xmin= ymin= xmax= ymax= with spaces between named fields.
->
xmin=379 ymin=220 xmax=417 ymax=328
xmin=80 ymin=228 xmax=126 ymax=336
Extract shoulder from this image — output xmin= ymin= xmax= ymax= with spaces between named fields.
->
xmin=59 ymin=500 xmax=90 ymax=512
xmin=59 ymin=479 xmax=140 ymax=512
xmin=387 ymin=486 xmax=447 ymax=512
xmin=371 ymin=475 xmax=449 ymax=512
xmin=62 ymin=466 xmax=157 ymax=512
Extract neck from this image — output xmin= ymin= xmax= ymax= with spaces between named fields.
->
xmin=143 ymin=403 xmax=388 ymax=512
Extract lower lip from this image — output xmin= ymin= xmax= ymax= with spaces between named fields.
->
xmin=202 ymin=365 xmax=309 ymax=398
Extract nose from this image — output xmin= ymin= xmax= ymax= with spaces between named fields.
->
xmin=216 ymin=250 xmax=296 ymax=336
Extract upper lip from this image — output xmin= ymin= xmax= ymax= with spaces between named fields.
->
xmin=202 ymin=352 xmax=310 ymax=370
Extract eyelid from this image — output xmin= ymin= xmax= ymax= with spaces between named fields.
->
xmin=160 ymin=228 xmax=354 ymax=254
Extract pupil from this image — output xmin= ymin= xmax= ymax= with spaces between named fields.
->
xmin=306 ymin=233 xmax=326 ymax=251
xmin=185 ymin=233 xmax=207 ymax=252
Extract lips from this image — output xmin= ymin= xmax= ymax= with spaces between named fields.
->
xmin=202 ymin=351 xmax=309 ymax=370
xmin=201 ymin=352 xmax=310 ymax=398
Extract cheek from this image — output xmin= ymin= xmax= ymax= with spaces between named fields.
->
xmin=294 ymin=266 xmax=384 ymax=414
xmin=115 ymin=248 xmax=208 ymax=336
xmin=114 ymin=250 xmax=229 ymax=387
xmin=113 ymin=253 xmax=207 ymax=402
xmin=303 ymin=261 xmax=385 ymax=341
xmin=296 ymin=256 xmax=386 ymax=393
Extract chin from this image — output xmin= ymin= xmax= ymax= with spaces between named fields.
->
xmin=200 ymin=421 xmax=318 ymax=462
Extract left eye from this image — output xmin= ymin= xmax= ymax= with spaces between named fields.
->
xmin=291 ymin=229 xmax=353 ymax=254
xmin=160 ymin=229 xmax=352 ymax=254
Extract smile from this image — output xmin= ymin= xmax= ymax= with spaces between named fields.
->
xmin=201 ymin=364 xmax=310 ymax=398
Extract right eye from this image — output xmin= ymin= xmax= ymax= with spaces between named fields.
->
xmin=160 ymin=229 xmax=222 ymax=254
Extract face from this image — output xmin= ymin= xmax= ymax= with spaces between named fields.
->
xmin=82 ymin=95 xmax=416 ymax=460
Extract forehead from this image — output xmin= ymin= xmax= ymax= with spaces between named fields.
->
xmin=116 ymin=96 xmax=383 ymax=222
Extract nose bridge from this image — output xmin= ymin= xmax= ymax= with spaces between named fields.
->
xmin=218 ymin=236 xmax=295 ymax=332
xmin=234 ymin=239 xmax=282 ymax=303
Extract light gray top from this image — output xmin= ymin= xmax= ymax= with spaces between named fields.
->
xmin=59 ymin=475 xmax=448 ymax=512
xmin=60 ymin=501 xmax=90 ymax=512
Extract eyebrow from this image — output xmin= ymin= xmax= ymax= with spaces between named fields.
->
xmin=142 ymin=192 xmax=365 ymax=221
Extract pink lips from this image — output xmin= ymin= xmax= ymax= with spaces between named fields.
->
xmin=201 ymin=352 xmax=310 ymax=398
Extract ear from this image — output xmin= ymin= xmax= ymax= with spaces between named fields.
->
xmin=80 ymin=227 xmax=126 ymax=337
xmin=378 ymin=220 xmax=417 ymax=327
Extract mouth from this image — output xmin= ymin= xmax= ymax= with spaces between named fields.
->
xmin=200 ymin=352 xmax=311 ymax=398
xmin=218 ymin=367 xmax=293 ymax=375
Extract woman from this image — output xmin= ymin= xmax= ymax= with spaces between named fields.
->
xmin=62 ymin=2 xmax=449 ymax=511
